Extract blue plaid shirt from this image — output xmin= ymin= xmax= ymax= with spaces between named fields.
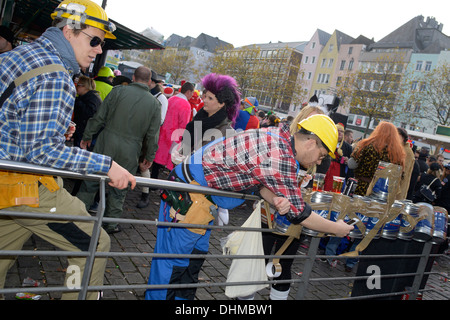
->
xmin=0 ymin=33 xmax=111 ymax=174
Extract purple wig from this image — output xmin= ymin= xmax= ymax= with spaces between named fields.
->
xmin=201 ymin=73 xmax=241 ymax=124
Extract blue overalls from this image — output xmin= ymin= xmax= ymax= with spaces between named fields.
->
xmin=145 ymin=138 xmax=246 ymax=300
xmin=145 ymin=132 xmax=298 ymax=300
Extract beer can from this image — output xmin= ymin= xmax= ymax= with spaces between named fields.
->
xmin=343 ymin=178 xmax=358 ymax=196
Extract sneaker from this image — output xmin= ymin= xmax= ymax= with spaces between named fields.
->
xmin=329 ymin=259 xmax=338 ymax=268
xmin=136 ymin=193 xmax=150 ymax=209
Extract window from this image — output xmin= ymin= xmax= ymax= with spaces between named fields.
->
xmin=328 ymin=59 xmax=334 ymax=68
xmin=416 ymin=61 xmax=423 ymax=71
xmin=411 ymin=81 xmax=418 ymax=90
xmin=321 ymin=59 xmax=326 ymax=67
xmin=425 ymin=61 xmax=432 ymax=71
xmin=377 ymin=63 xmax=385 ymax=72
xmin=317 ymin=74 xmax=323 ymax=83
xmin=336 ymin=76 xmax=342 ymax=86
xmin=328 ymin=44 xmax=334 ymax=52
xmin=420 ymin=83 xmax=426 ymax=92
xmin=325 ymin=74 xmax=330 ymax=84
xmin=348 ymin=59 xmax=354 ymax=70
xmin=340 ymin=60 xmax=346 ymax=70
xmin=373 ymin=81 xmax=380 ymax=91
xmin=311 ymin=42 xmax=316 ymax=49
xmin=307 ymin=72 xmax=312 ymax=80
xmin=413 ymin=104 xmax=421 ymax=113
xmin=304 ymin=56 xmax=309 ymax=64
xmin=311 ymin=56 xmax=316 ymax=64
xmin=348 ymin=47 xmax=353 ymax=54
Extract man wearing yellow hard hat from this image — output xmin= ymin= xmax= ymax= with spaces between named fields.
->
xmin=147 ymin=110 xmax=354 ymax=300
xmin=0 ymin=0 xmax=135 ymax=299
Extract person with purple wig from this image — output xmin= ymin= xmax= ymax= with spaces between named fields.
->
xmin=180 ymin=73 xmax=240 ymax=155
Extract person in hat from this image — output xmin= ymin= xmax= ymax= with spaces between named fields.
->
xmin=146 ymin=112 xmax=354 ymax=300
xmin=0 ymin=25 xmax=14 ymax=53
xmin=163 ymin=85 xmax=174 ymax=98
xmin=0 ymin=0 xmax=135 ymax=299
xmin=188 ymin=90 xmax=203 ymax=121
xmin=233 ymin=97 xmax=260 ymax=131
xmin=94 ymin=66 xmax=114 ymax=100
xmin=150 ymin=70 xmax=168 ymax=125
xmin=412 ymin=162 xmax=442 ymax=204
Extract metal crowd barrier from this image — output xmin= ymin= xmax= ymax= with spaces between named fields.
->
xmin=0 ymin=159 xmax=448 ymax=300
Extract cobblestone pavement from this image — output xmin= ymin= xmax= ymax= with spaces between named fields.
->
xmin=3 ymin=176 xmax=450 ymax=300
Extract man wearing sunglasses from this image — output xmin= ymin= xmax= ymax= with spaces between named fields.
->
xmin=0 ymin=0 xmax=135 ymax=299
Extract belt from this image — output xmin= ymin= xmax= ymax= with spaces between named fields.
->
xmin=355 ymin=176 xmax=372 ymax=183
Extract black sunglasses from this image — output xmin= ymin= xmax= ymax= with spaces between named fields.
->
xmin=80 ymin=30 xmax=105 ymax=48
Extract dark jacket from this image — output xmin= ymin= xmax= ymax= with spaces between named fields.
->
xmin=73 ymin=90 xmax=102 ymax=148
xmin=435 ymin=176 xmax=450 ymax=212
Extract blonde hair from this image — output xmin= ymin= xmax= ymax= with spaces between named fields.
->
xmin=289 ymin=105 xmax=324 ymax=135
xmin=290 ymin=104 xmax=325 ymax=176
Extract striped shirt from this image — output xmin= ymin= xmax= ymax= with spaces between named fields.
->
xmin=0 ymin=32 xmax=111 ymax=174
xmin=202 ymin=124 xmax=306 ymax=219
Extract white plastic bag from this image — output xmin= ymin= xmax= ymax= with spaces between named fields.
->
xmin=222 ymin=200 xmax=268 ymax=298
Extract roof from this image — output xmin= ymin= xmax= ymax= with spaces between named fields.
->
xmin=190 ymin=33 xmax=233 ymax=53
xmin=317 ymin=29 xmax=332 ymax=46
xmin=334 ymin=30 xmax=355 ymax=49
xmin=8 ymin=0 xmax=164 ymax=50
xmin=370 ymin=15 xmax=450 ymax=53
xmin=163 ymin=33 xmax=232 ymax=53
xmin=351 ymin=35 xmax=375 ymax=46
xmin=239 ymin=41 xmax=309 ymax=52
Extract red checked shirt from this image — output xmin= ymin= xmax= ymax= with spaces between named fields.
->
xmin=202 ymin=123 xmax=306 ymax=219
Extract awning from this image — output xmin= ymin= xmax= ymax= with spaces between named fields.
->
xmin=7 ymin=0 xmax=165 ymax=50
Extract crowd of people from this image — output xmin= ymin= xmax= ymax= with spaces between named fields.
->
xmin=0 ymin=0 xmax=448 ymax=301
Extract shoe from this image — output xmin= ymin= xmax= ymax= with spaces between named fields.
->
xmin=329 ymin=259 xmax=338 ymax=268
xmin=88 ymin=202 xmax=98 ymax=214
xmin=104 ymin=225 xmax=121 ymax=234
xmin=136 ymin=193 xmax=150 ymax=208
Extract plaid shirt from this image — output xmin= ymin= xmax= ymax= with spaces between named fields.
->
xmin=0 ymin=34 xmax=111 ymax=174
xmin=202 ymin=124 xmax=305 ymax=217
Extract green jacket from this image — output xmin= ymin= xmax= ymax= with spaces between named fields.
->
xmin=83 ymin=82 xmax=161 ymax=174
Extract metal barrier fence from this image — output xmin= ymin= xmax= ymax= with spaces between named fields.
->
xmin=0 ymin=159 xmax=448 ymax=300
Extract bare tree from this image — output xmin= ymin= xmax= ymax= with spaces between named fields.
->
xmin=335 ymin=52 xmax=407 ymax=136
xmin=397 ymin=62 xmax=450 ymax=128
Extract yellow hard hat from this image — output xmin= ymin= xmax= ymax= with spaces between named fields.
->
xmin=297 ymin=114 xmax=338 ymax=159
xmin=97 ymin=66 xmax=114 ymax=78
xmin=51 ymin=0 xmax=116 ymax=39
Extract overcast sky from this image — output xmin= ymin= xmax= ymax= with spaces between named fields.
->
xmin=92 ymin=0 xmax=450 ymax=47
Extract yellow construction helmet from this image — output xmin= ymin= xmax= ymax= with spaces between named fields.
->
xmin=297 ymin=114 xmax=338 ymax=159
xmin=51 ymin=0 xmax=116 ymax=39
xmin=97 ymin=66 xmax=114 ymax=78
